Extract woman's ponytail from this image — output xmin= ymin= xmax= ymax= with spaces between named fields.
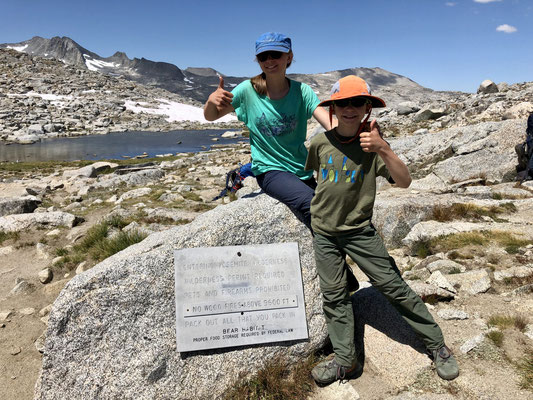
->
xmin=251 ymin=72 xmax=267 ymax=96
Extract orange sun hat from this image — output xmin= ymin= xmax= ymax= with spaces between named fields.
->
xmin=318 ymin=75 xmax=386 ymax=108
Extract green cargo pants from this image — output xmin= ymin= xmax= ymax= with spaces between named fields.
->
xmin=313 ymin=225 xmax=445 ymax=367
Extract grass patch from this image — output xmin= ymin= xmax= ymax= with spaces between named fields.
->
xmin=413 ymin=240 xmax=431 ymax=259
xmin=432 ymin=202 xmax=517 ymax=223
xmin=142 ymin=215 xmax=191 ymax=225
xmin=417 ymin=230 xmax=532 ymax=256
xmin=486 ymin=330 xmax=504 ymax=347
xmin=149 ymin=188 xmax=167 ymax=202
xmin=517 ymin=351 xmax=533 ymax=391
xmin=55 ymin=247 xmax=69 ymax=257
xmin=447 ymin=250 xmax=474 ymax=260
xmin=53 ymin=216 xmax=147 ymax=269
xmin=181 ymin=191 xmax=202 ymax=202
xmin=14 ymin=241 xmax=35 ymax=249
xmin=0 ymin=160 xmax=92 ymax=174
xmin=53 ymin=252 xmax=86 ymax=269
xmin=89 ymin=230 xmax=147 ymax=262
xmin=488 ymin=314 xmax=529 ymax=332
xmin=490 ymin=231 xmax=531 ymax=254
xmin=0 ymin=231 xmax=20 ymax=245
xmin=501 ymin=275 xmax=533 ymax=287
xmin=432 ymin=231 xmax=488 ymax=252
xmin=189 ymin=203 xmax=216 ymax=212
xmin=77 ymin=222 xmax=109 ymax=252
xmin=486 ymin=253 xmax=501 ymax=265
xmin=107 ymin=215 xmax=129 ymax=230
xmin=223 ymin=355 xmax=316 ymax=400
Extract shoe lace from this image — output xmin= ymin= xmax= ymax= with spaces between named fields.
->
xmin=336 ymin=362 xmax=349 ymax=383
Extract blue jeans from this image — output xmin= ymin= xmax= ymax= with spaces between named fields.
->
xmin=256 ymin=170 xmax=316 ymax=231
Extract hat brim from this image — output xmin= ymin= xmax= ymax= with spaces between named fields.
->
xmin=318 ymin=95 xmax=386 ymax=108
xmin=255 ymin=46 xmax=290 ymax=55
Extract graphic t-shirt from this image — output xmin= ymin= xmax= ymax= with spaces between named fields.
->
xmin=231 ymin=79 xmax=320 ymax=179
xmin=305 ymin=130 xmax=391 ymax=235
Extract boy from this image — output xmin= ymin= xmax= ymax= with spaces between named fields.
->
xmin=305 ymin=76 xmax=459 ymax=385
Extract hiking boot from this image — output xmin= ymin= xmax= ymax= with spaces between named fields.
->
xmin=432 ymin=345 xmax=459 ymax=380
xmin=346 ymin=264 xmax=359 ymax=293
xmin=311 ymin=358 xmax=361 ymax=385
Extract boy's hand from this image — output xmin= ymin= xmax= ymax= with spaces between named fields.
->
xmin=359 ymin=119 xmax=387 ymax=153
xmin=207 ymin=76 xmax=234 ymax=111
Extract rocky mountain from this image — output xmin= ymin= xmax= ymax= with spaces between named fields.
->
xmin=2 ymin=36 xmax=450 ymax=106
xmin=0 ymin=47 xmax=240 ymax=145
xmin=0 ymin=36 xmax=243 ymax=103
xmin=2 ymin=36 xmax=533 ymax=147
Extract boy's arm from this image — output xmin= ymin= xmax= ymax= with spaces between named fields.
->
xmin=359 ymin=120 xmax=412 ymax=188
xmin=204 ymin=76 xmax=235 ymax=121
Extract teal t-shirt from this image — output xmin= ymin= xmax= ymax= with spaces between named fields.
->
xmin=231 ymin=79 xmax=320 ymax=179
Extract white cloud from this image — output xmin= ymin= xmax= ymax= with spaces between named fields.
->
xmin=445 ymin=2 xmax=457 ymax=6
xmin=496 ymin=24 xmax=517 ymax=33
xmin=473 ymin=0 xmax=502 ymax=3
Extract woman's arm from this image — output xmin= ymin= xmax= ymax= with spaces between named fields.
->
xmin=204 ymin=76 xmax=235 ymax=121
xmin=359 ymin=120 xmax=411 ymax=188
xmin=312 ymin=106 xmax=337 ymax=131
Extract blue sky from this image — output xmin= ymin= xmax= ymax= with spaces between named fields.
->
xmin=1 ymin=0 xmax=530 ymax=93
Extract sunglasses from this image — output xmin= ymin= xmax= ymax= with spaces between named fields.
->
xmin=257 ymin=51 xmax=284 ymax=62
xmin=333 ymin=97 xmax=369 ymax=108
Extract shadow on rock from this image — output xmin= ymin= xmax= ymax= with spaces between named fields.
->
xmin=352 ymin=286 xmax=427 ymax=368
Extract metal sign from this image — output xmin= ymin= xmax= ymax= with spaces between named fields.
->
xmin=174 ymin=242 xmax=308 ymax=352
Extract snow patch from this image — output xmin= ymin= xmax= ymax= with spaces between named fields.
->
xmin=83 ymin=54 xmax=120 ymax=71
xmin=7 ymin=92 xmax=73 ymax=107
xmin=124 ymin=99 xmax=237 ymax=124
xmin=7 ymin=92 xmax=73 ymax=102
xmin=7 ymin=44 xmax=28 ymax=52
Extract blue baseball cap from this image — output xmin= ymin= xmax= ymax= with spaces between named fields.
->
xmin=255 ymin=32 xmax=291 ymax=55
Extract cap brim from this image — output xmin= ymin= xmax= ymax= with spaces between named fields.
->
xmin=255 ymin=46 xmax=290 ymax=55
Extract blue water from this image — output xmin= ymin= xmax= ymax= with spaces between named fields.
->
xmin=0 ymin=130 xmax=247 ymax=162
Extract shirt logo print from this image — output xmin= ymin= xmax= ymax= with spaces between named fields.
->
xmin=256 ymin=113 xmax=298 ymax=137
xmin=320 ymin=156 xmax=363 ymax=184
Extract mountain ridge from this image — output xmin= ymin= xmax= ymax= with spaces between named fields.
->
xmin=1 ymin=36 xmax=450 ymax=105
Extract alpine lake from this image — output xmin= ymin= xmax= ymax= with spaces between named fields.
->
xmin=0 ymin=129 xmax=246 ymax=162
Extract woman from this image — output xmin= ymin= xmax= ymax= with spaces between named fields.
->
xmin=204 ymin=32 xmax=332 ymax=229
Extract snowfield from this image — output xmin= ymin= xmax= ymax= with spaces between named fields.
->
xmin=124 ymin=99 xmax=237 ymax=123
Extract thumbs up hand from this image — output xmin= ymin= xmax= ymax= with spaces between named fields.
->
xmin=359 ymin=119 xmax=387 ymax=153
xmin=208 ymin=75 xmax=234 ymax=110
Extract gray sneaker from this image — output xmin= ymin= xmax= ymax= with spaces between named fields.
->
xmin=311 ymin=358 xmax=361 ymax=385
xmin=432 ymin=345 xmax=459 ymax=380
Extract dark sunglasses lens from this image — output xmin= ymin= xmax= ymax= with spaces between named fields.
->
xmin=334 ymin=99 xmax=349 ymax=107
xmin=335 ymin=98 xmax=367 ymax=107
xmin=257 ymin=51 xmax=283 ymax=62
